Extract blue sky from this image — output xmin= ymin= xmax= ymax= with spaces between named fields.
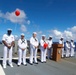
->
xmin=0 ymin=0 xmax=76 ymax=41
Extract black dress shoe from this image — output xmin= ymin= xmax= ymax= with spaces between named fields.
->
xmin=24 ymin=64 xmax=27 ymax=66
xmin=30 ymin=63 xmax=33 ymax=65
xmin=44 ymin=61 xmax=46 ymax=63
xmin=35 ymin=62 xmax=38 ymax=64
xmin=17 ymin=65 xmax=20 ymax=67
xmin=41 ymin=62 xmax=44 ymax=63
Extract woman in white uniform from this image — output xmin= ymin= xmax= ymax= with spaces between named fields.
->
xmin=40 ymin=35 xmax=48 ymax=63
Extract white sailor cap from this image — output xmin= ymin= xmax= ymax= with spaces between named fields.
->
xmin=66 ymin=40 xmax=69 ymax=42
xmin=71 ymin=39 xmax=74 ymax=41
xmin=42 ymin=35 xmax=46 ymax=37
xmin=7 ymin=28 xmax=12 ymax=31
xmin=60 ymin=37 xmax=64 ymax=39
xmin=49 ymin=36 xmax=52 ymax=38
xmin=33 ymin=32 xmax=37 ymax=34
xmin=21 ymin=33 xmax=25 ymax=36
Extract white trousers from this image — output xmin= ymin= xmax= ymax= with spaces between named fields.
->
xmin=47 ymin=48 xmax=51 ymax=59
xmin=41 ymin=48 xmax=47 ymax=62
xmin=18 ymin=49 xmax=27 ymax=65
xmin=30 ymin=47 xmax=37 ymax=63
xmin=61 ymin=48 xmax=64 ymax=57
xmin=70 ymin=48 xmax=75 ymax=57
xmin=3 ymin=46 xmax=13 ymax=66
xmin=66 ymin=48 xmax=70 ymax=57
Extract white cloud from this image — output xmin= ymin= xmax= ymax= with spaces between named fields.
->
xmin=68 ymin=26 xmax=76 ymax=33
xmin=14 ymin=35 xmax=18 ymax=38
xmin=53 ymin=30 xmax=62 ymax=36
xmin=51 ymin=30 xmax=62 ymax=39
xmin=67 ymin=26 xmax=76 ymax=40
xmin=0 ymin=8 xmax=30 ymax=24
xmin=36 ymin=31 xmax=43 ymax=40
xmin=14 ymin=35 xmax=19 ymax=40
xmin=20 ymin=25 xmax=27 ymax=32
xmin=48 ymin=26 xmax=76 ymax=41
xmin=63 ymin=30 xmax=73 ymax=40
xmin=37 ymin=31 xmax=42 ymax=34
xmin=27 ymin=20 xmax=30 ymax=25
xmin=26 ymin=32 xmax=30 ymax=34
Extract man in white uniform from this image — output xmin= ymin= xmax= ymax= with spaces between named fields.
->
xmin=17 ymin=33 xmax=27 ymax=66
xmin=70 ymin=39 xmax=75 ymax=57
xmin=40 ymin=35 xmax=48 ymax=63
xmin=47 ymin=36 xmax=53 ymax=59
xmin=65 ymin=40 xmax=70 ymax=57
xmin=30 ymin=32 xmax=39 ymax=65
xmin=59 ymin=37 xmax=64 ymax=58
xmin=2 ymin=29 xmax=15 ymax=68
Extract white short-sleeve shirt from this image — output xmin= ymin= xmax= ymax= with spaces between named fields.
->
xmin=59 ymin=40 xmax=64 ymax=47
xmin=48 ymin=40 xmax=52 ymax=48
xmin=2 ymin=34 xmax=15 ymax=46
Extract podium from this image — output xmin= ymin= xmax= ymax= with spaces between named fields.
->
xmin=52 ymin=44 xmax=63 ymax=62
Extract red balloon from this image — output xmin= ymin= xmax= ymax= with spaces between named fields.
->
xmin=15 ymin=10 xmax=20 ymax=16
xmin=43 ymin=43 xmax=48 ymax=49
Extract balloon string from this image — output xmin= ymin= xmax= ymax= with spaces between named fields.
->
xmin=14 ymin=23 xmax=17 ymax=33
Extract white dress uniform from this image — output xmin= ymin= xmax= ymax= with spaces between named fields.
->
xmin=30 ymin=37 xmax=39 ymax=64
xmin=65 ymin=42 xmax=70 ymax=57
xmin=59 ymin=40 xmax=64 ymax=57
xmin=18 ymin=39 xmax=27 ymax=65
xmin=40 ymin=39 xmax=47 ymax=62
xmin=2 ymin=34 xmax=14 ymax=67
xmin=47 ymin=40 xmax=52 ymax=59
xmin=70 ymin=41 xmax=75 ymax=57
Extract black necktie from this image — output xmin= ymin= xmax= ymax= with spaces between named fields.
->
xmin=44 ymin=40 xmax=45 ymax=43
xmin=34 ymin=38 xmax=37 ymax=41
xmin=21 ymin=40 xmax=25 ymax=44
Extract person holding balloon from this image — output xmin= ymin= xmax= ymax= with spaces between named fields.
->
xmin=40 ymin=35 xmax=48 ymax=63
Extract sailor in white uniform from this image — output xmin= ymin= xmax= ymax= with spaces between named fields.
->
xmin=70 ymin=39 xmax=75 ymax=57
xmin=30 ymin=32 xmax=39 ymax=65
xmin=59 ymin=37 xmax=64 ymax=58
xmin=47 ymin=36 xmax=53 ymax=59
xmin=65 ymin=40 xmax=70 ymax=57
xmin=17 ymin=33 xmax=27 ymax=66
xmin=40 ymin=35 xmax=48 ymax=63
xmin=2 ymin=29 xmax=15 ymax=68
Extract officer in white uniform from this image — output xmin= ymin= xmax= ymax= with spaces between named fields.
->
xmin=59 ymin=37 xmax=64 ymax=58
xmin=17 ymin=33 xmax=27 ymax=66
xmin=47 ymin=36 xmax=53 ymax=59
xmin=2 ymin=29 xmax=15 ymax=68
xmin=40 ymin=35 xmax=48 ymax=63
xmin=30 ymin=32 xmax=39 ymax=65
xmin=70 ymin=39 xmax=75 ymax=57
xmin=65 ymin=40 xmax=70 ymax=57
